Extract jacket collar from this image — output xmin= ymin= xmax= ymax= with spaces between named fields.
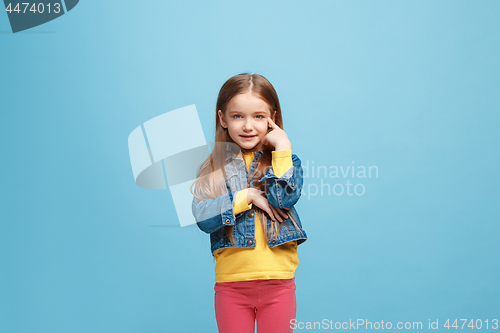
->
xmin=225 ymin=148 xmax=264 ymax=162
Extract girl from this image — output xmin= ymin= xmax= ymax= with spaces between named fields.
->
xmin=191 ymin=73 xmax=307 ymax=333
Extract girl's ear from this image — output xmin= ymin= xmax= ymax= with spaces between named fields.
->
xmin=218 ymin=110 xmax=227 ymax=128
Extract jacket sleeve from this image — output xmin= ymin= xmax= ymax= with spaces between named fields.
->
xmin=192 ymin=187 xmax=239 ymax=234
xmin=261 ymin=151 xmax=303 ymax=209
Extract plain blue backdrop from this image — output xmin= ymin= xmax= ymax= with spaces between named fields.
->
xmin=1 ymin=1 xmax=499 ymax=332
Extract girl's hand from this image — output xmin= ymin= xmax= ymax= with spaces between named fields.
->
xmin=247 ymin=188 xmax=290 ymax=223
xmin=261 ymin=117 xmax=292 ymax=151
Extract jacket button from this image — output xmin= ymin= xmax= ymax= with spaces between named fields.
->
xmin=248 ymin=210 xmax=254 ymax=217
xmin=291 ymin=182 xmax=294 ymax=187
xmin=247 ymin=240 xmax=253 ymax=246
xmin=271 ymin=240 xmax=276 ymax=245
xmin=225 ymin=219 xmax=231 ymax=224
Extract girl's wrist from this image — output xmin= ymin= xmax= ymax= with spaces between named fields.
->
xmin=246 ymin=188 xmax=254 ymax=205
xmin=275 ymin=140 xmax=292 ymax=151
xmin=274 ymin=138 xmax=292 ymax=151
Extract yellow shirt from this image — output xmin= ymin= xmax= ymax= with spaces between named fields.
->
xmin=213 ymin=149 xmax=299 ymax=282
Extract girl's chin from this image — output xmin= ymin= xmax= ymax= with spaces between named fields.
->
xmin=239 ymin=141 xmax=264 ymax=152
xmin=240 ymin=143 xmax=257 ymax=149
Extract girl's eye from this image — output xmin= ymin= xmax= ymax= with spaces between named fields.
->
xmin=231 ymin=115 xmax=264 ymax=119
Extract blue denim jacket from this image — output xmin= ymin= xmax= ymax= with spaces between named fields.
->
xmin=192 ymin=149 xmax=308 ymax=255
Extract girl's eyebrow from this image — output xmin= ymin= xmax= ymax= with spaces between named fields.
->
xmin=228 ymin=110 xmax=269 ymax=114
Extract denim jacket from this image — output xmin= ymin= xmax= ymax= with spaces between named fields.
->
xmin=192 ymin=148 xmax=308 ymax=255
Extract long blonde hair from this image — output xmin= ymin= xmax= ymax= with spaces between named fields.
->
xmin=191 ymin=73 xmax=301 ymax=246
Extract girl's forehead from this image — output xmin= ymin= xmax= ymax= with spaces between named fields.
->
xmin=227 ymin=93 xmax=272 ymax=113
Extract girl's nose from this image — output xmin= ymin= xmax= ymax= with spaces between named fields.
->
xmin=243 ymin=119 xmax=253 ymax=131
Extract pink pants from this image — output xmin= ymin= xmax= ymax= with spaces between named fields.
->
xmin=214 ymin=277 xmax=296 ymax=333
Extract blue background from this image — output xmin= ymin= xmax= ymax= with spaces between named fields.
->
xmin=1 ymin=1 xmax=499 ymax=332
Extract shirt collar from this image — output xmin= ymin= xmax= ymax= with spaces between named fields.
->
xmin=226 ymin=149 xmax=264 ymax=162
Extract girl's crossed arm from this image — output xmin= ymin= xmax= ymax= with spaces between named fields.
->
xmin=192 ymin=189 xmax=239 ymax=234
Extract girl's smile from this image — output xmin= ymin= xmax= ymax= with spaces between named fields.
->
xmin=240 ymin=135 xmax=257 ymax=140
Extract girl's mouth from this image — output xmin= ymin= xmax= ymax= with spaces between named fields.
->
xmin=240 ymin=135 xmax=256 ymax=140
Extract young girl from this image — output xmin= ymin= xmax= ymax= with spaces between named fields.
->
xmin=191 ymin=73 xmax=307 ymax=333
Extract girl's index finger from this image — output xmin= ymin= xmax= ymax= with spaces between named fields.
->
xmin=267 ymin=117 xmax=279 ymax=128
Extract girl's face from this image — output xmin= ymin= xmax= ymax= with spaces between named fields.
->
xmin=218 ymin=92 xmax=275 ymax=152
